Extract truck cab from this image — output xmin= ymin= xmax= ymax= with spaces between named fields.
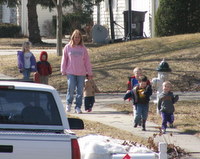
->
xmin=0 ymin=81 xmax=83 ymax=159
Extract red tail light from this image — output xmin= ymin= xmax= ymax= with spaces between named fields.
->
xmin=71 ymin=139 xmax=80 ymax=159
xmin=0 ymin=85 xmax=14 ymax=89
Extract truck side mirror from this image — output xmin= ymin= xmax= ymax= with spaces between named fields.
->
xmin=68 ymin=118 xmax=84 ymax=129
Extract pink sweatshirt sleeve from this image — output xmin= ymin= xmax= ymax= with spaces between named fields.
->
xmin=60 ymin=45 xmax=68 ymax=75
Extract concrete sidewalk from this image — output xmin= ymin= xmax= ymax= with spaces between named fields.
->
xmin=62 ymin=93 xmax=200 ymax=159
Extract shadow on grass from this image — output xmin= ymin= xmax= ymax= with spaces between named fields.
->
xmin=179 ymin=129 xmax=199 ymax=135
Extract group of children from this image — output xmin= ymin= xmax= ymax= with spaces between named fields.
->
xmin=124 ymin=67 xmax=179 ymax=133
xmin=17 ymin=42 xmax=179 ymax=133
xmin=17 ymin=41 xmax=52 ymax=84
xmin=17 ymin=41 xmax=99 ymax=112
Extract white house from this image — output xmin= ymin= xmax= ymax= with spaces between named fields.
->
xmin=0 ymin=4 xmax=16 ymax=24
xmin=0 ymin=0 xmax=72 ymax=37
xmin=93 ymin=0 xmax=159 ymax=40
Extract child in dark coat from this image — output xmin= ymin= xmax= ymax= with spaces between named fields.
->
xmin=36 ymin=51 xmax=52 ymax=84
xmin=124 ymin=75 xmax=152 ymax=131
xmin=157 ymin=81 xmax=179 ymax=134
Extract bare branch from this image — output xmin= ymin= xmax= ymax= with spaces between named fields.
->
xmin=52 ymin=0 xmax=56 ymax=6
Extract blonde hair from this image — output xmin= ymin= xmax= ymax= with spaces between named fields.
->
xmin=133 ymin=67 xmax=142 ymax=74
xmin=163 ymin=81 xmax=172 ymax=87
xmin=22 ymin=41 xmax=32 ymax=52
xmin=69 ymin=29 xmax=84 ymax=47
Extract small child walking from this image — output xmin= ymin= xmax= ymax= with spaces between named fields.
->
xmin=17 ymin=41 xmax=37 ymax=80
xmin=126 ymin=67 xmax=151 ymax=126
xmin=84 ymin=75 xmax=100 ymax=112
xmin=157 ymin=81 xmax=179 ymax=134
xmin=124 ymin=75 xmax=152 ymax=131
xmin=36 ymin=51 xmax=52 ymax=84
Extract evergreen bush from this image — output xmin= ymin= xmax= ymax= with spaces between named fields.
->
xmin=52 ymin=12 xmax=92 ymax=36
xmin=155 ymin=0 xmax=200 ymax=37
xmin=0 ymin=23 xmax=21 ymax=37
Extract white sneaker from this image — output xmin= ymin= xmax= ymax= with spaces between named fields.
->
xmin=66 ymin=104 xmax=71 ymax=112
xmin=162 ymin=129 xmax=166 ymax=134
xmin=75 ymin=107 xmax=82 ymax=114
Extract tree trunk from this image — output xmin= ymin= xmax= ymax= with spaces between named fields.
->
xmin=56 ymin=0 xmax=63 ymax=56
xmin=27 ymin=0 xmax=42 ymax=44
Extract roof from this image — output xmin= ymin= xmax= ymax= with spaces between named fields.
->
xmin=0 ymin=81 xmax=55 ymax=92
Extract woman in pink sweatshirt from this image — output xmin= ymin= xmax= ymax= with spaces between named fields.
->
xmin=61 ymin=29 xmax=93 ymax=114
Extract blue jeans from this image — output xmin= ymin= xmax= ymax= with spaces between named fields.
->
xmin=22 ymin=68 xmax=31 ymax=80
xmin=66 ymin=74 xmax=85 ymax=109
xmin=161 ymin=112 xmax=174 ymax=129
xmin=134 ymin=103 xmax=149 ymax=124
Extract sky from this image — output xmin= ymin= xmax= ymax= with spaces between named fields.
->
xmin=78 ymin=134 xmax=156 ymax=159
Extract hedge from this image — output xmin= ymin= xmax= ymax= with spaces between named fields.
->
xmin=0 ymin=23 xmax=21 ymax=37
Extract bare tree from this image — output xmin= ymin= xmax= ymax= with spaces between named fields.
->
xmin=0 ymin=0 xmax=42 ymax=44
xmin=27 ymin=0 xmax=42 ymax=44
xmin=52 ymin=0 xmax=63 ymax=56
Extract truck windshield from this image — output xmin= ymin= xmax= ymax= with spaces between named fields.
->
xmin=0 ymin=89 xmax=62 ymax=125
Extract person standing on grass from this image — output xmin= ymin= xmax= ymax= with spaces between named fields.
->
xmin=61 ymin=29 xmax=93 ymax=114
xmin=124 ymin=75 xmax=152 ymax=131
xmin=84 ymin=74 xmax=100 ymax=112
xmin=17 ymin=41 xmax=37 ymax=80
xmin=36 ymin=51 xmax=52 ymax=84
xmin=157 ymin=81 xmax=179 ymax=134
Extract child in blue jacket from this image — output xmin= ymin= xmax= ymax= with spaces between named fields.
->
xmin=17 ymin=41 xmax=36 ymax=80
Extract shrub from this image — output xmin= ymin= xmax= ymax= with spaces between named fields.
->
xmin=0 ymin=23 xmax=21 ymax=37
xmin=155 ymin=0 xmax=200 ymax=37
xmin=52 ymin=12 xmax=92 ymax=36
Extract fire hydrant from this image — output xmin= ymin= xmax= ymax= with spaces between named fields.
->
xmin=151 ymin=59 xmax=172 ymax=105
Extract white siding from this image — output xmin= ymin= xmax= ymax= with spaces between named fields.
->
xmin=37 ymin=6 xmax=56 ymax=37
xmin=2 ymin=5 xmax=11 ymax=23
xmin=93 ymin=0 xmax=160 ymax=39
xmin=37 ymin=5 xmax=73 ymax=37
xmin=17 ymin=0 xmax=73 ymax=37
xmin=113 ymin=0 xmax=126 ymax=39
xmin=93 ymin=0 xmax=126 ymax=39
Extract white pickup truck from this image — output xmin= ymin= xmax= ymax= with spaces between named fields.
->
xmin=0 ymin=81 xmax=84 ymax=159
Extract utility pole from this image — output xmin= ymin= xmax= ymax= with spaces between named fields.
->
xmin=56 ymin=0 xmax=63 ymax=56
xmin=128 ymin=0 xmax=132 ymax=40
xmin=108 ymin=0 xmax=115 ymax=41
xmin=52 ymin=0 xmax=63 ymax=56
